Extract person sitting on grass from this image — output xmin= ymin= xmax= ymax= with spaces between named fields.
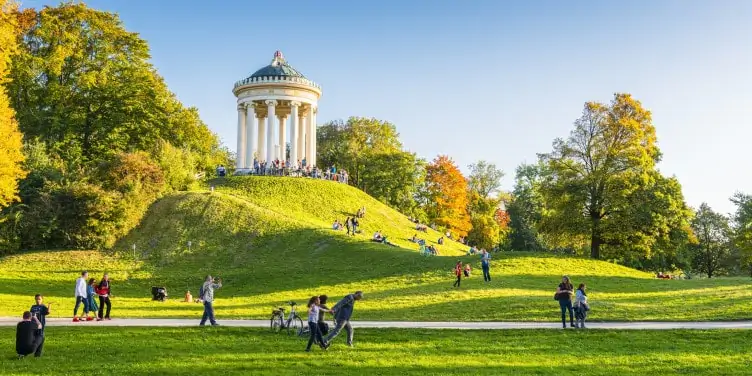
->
xmin=410 ymin=234 xmax=418 ymax=243
xmin=185 ymin=291 xmax=193 ymax=303
xmin=332 ymin=219 xmax=341 ymax=231
xmin=438 ymin=237 xmax=444 ymax=245
xmin=16 ymin=311 xmax=43 ymax=359
xmin=373 ymin=231 xmax=383 ymax=242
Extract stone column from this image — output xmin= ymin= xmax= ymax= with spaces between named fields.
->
xmin=278 ymin=115 xmax=287 ymax=162
xmin=236 ymin=104 xmax=246 ymax=169
xmin=305 ymin=106 xmax=314 ymax=166
xmin=311 ymin=106 xmax=318 ymax=167
xmin=289 ymin=101 xmax=300 ymax=168
xmin=265 ymin=100 xmax=276 ymax=167
xmin=298 ymin=111 xmax=306 ymax=166
xmin=257 ymin=116 xmax=266 ymax=164
xmin=245 ymin=103 xmax=256 ymax=168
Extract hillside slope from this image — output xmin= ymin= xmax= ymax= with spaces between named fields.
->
xmin=1 ymin=177 xmax=751 ymax=321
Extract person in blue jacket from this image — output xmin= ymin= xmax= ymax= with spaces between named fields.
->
xmin=323 ymin=291 xmax=363 ymax=347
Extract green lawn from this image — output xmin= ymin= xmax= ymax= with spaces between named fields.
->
xmin=1 ymin=327 xmax=750 ymax=375
xmin=1 ymin=177 xmax=751 ymax=321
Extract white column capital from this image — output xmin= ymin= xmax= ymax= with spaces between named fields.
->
xmin=237 ymin=104 xmax=245 ymax=111
xmin=265 ymin=100 xmax=278 ymax=107
xmin=289 ymin=100 xmax=302 ymax=107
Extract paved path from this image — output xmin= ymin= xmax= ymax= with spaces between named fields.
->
xmin=1 ymin=318 xmax=751 ymax=330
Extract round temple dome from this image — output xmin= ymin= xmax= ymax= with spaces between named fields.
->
xmin=249 ymin=51 xmax=306 ymax=79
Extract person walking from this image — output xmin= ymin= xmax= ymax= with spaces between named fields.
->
xmin=97 ymin=273 xmax=112 ymax=321
xmin=452 ymin=261 xmax=463 ymax=288
xmin=305 ymin=296 xmax=331 ymax=352
xmin=16 ymin=311 xmax=44 ymax=359
xmin=199 ymin=275 xmax=222 ymax=326
xmin=73 ymin=271 xmax=88 ymax=322
xmin=345 ymin=217 xmax=352 ymax=236
xmin=29 ymin=294 xmax=50 ymax=357
xmin=324 ymin=291 xmax=363 ymax=347
xmin=317 ymin=295 xmax=331 ymax=339
xmin=86 ymin=278 xmax=99 ymax=320
xmin=481 ymin=250 xmax=492 ymax=282
xmin=555 ymin=276 xmax=575 ymax=328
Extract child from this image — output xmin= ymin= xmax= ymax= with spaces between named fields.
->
xmin=305 ymin=296 xmax=331 ymax=352
xmin=452 ymin=261 xmax=463 ymax=288
xmin=464 ymin=264 xmax=472 ymax=277
xmin=574 ymin=283 xmax=590 ymax=328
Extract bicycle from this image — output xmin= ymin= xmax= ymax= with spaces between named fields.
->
xmin=270 ymin=301 xmax=304 ymax=336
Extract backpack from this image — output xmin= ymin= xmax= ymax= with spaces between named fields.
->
xmin=198 ymin=285 xmax=205 ymax=300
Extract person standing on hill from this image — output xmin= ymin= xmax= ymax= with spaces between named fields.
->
xmin=324 ymin=291 xmax=363 ymax=347
xmin=555 ymin=276 xmax=575 ymax=328
xmin=199 ymin=275 xmax=222 ymax=326
xmin=481 ymin=250 xmax=491 ymax=282
xmin=97 ymin=273 xmax=112 ymax=321
xmin=345 ymin=217 xmax=352 ymax=235
xmin=29 ymin=294 xmax=50 ymax=357
xmin=453 ymin=261 xmax=463 ymax=288
xmin=73 ymin=271 xmax=88 ymax=322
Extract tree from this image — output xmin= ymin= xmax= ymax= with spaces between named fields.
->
xmin=689 ymin=203 xmax=732 ymax=278
xmin=7 ymin=3 xmax=226 ymax=169
xmin=424 ymin=155 xmax=471 ymax=237
xmin=468 ymin=161 xmax=504 ymax=199
xmin=316 ymin=117 xmax=424 ymax=215
xmin=539 ymin=93 xmax=661 ymax=259
xmin=506 ymin=163 xmax=547 ymax=252
xmin=731 ymin=192 xmax=752 ymax=276
xmin=0 ymin=0 xmax=26 ymax=209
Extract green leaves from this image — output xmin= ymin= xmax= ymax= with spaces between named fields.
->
xmin=538 ymin=93 xmax=686 ymax=260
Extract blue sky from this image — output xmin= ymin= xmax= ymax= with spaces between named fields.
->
xmin=23 ymin=0 xmax=752 ymax=215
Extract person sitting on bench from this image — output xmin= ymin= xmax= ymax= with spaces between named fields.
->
xmin=151 ymin=286 xmax=168 ymax=301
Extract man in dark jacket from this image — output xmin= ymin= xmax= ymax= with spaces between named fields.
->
xmin=16 ymin=311 xmax=43 ymax=358
xmin=323 ymin=291 xmax=363 ymax=347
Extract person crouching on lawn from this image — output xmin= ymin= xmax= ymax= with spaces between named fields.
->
xmin=306 ymin=296 xmax=331 ymax=352
xmin=16 ymin=311 xmax=43 ymax=359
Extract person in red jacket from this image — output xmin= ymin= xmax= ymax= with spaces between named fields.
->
xmin=96 ymin=273 xmax=112 ymax=321
xmin=452 ymin=261 xmax=463 ymax=288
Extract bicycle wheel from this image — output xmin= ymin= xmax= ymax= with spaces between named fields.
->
xmin=287 ymin=316 xmax=304 ymax=336
xmin=270 ymin=314 xmax=282 ymax=333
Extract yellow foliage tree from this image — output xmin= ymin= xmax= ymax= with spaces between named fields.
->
xmin=0 ymin=0 xmax=26 ymax=209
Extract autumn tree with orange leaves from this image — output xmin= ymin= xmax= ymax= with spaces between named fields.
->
xmin=424 ymin=155 xmax=471 ymax=238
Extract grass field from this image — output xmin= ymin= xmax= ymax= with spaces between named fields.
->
xmin=1 ymin=177 xmax=751 ymax=321
xmin=0 ymin=327 xmax=750 ymax=375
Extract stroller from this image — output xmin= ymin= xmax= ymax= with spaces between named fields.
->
xmin=151 ymin=286 xmax=168 ymax=302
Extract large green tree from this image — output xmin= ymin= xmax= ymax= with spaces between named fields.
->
xmin=466 ymin=160 xmax=505 ymax=249
xmin=688 ymin=203 xmax=732 ymax=278
xmin=7 ymin=3 xmax=226 ymax=170
xmin=317 ymin=117 xmax=424 ymax=216
xmin=506 ymin=163 xmax=547 ymax=252
xmin=539 ymin=93 xmax=667 ymax=259
xmin=731 ymin=192 xmax=752 ymax=276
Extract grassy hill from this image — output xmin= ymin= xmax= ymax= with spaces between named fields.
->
xmin=1 ymin=176 xmax=751 ymax=321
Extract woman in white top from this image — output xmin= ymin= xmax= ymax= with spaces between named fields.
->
xmin=306 ymin=296 xmax=332 ymax=352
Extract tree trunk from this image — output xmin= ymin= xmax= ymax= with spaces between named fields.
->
xmin=590 ymin=214 xmax=601 ymax=259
